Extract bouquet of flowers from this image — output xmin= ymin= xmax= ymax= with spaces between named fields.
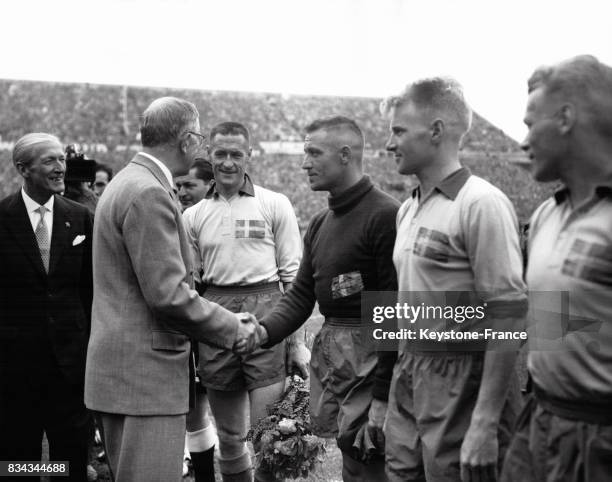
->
xmin=247 ymin=375 xmax=327 ymax=479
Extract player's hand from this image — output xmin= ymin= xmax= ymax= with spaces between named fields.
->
xmin=233 ymin=312 xmax=256 ymax=352
xmin=287 ymin=342 xmax=311 ymax=379
xmin=366 ymin=398 xmax=387 ymax=451
xmin=233 ymin=313 xmax=268 ymax=354
xmin=460 ymin=418 xmax=499 ymax=482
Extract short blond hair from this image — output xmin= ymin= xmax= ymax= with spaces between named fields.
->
xmin=380 ymin=77 xmax=472 ymax=137
xmin=528 ymin=55 xmax=612 ymax=137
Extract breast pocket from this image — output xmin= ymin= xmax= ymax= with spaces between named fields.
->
xmin=151 ymin=330 xmax=190 ymax=352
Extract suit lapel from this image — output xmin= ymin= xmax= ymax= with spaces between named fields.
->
xmin=5 ymin=193 xmax=47 ymax=278
xmin=132 ymin=154 xmax=174 ymax=193
xmin=130 ymin=155 xmax=191 ymax=280
xmin=49 ymin=195 xmax=70 ymax=275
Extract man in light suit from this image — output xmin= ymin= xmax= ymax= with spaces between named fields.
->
xmin=84 ymin=96 xmax=258 ymax=482
xmin=0 ymin=132 xmax=94 ymax=481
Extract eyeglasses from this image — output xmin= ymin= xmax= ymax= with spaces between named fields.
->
xmin=185 ymin=131 xmax=206 ymax=147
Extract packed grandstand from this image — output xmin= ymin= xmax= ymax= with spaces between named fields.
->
xmin=0 ymin=79 xmax=553 ymax=226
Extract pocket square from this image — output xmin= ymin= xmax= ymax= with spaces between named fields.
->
xmin=72 ymin=235 xmax=86 ymax=246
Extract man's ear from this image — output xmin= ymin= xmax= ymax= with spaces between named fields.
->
xmin=430 ymin=119 xmax=444 ymax=144
xmin=178 ymin=134 xmax=190 ymax=154
xmin=16 ymin=162 xmax=28 ymax=178
xmin=340 ymin=145 xmax=352 ymax=164
xmin=557 ymin=103 xmax=576 ymax=135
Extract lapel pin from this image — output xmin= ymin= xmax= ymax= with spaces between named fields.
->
xmin=65 ymin=222 xmax=71 ymax=228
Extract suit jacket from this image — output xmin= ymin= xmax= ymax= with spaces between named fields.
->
xmin=0 ymin=192 xmax=93 ymax=386
xmin=85 ymin=154 xmax=239 ymax=416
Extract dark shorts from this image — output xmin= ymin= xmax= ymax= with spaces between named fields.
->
xmin=309 ymin=321 xmax=378 ymax=440
xmin=198 ymin=283 xmax=286 ymax=391
xmin=384 ymin=350 xmax=521 ymax=482
xmin=500 ymin=393 xmax=612 ymax=482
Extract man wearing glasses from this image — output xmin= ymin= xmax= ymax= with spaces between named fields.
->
xmin=183 ymin=121 xmax=308 ymax=482
xmin=85 ymin=99 xmax=259 ymax=481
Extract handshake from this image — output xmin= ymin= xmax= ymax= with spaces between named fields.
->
xmin=234 ymin=313 xmax=268 ymax=355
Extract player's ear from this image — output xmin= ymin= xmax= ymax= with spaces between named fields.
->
xmin=340 ymin=145 xmax=352 ymax=164
xmin=430 ymin=119 xmax=444 ymax=144
xmin=557 ymin=103 xmax=576 ymax=135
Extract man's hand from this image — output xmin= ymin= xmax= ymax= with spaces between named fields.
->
xmin=366 ymin=398 xmax=387 ymax=451
xmin=460 ymin=418 xmax=499 ymax=482
xmin=233 ymin=313 xmax=268 ymax=355
xmin=286 ymin=342 xmax=311 ymax=379
xmin=235 ymin=312 xmax=257 ymax=340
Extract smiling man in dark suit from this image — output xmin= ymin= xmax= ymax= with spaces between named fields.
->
xmin=0 ymin=132 xmax=94 ymax=481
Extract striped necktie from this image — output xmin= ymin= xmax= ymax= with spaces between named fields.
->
xmin=35 ymin=206 xmax=50 ymax=273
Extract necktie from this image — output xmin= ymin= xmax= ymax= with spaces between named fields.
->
xmin=35 ymin=206 xmax=50 ymax=273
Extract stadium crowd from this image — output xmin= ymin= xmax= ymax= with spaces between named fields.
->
xmin=1 ymin=54 xmax=611 ymax=482
xmin=0 ymin=80 xmax=519 ymax=152
xmin=0 ymin=79 xmax=552 ymax=228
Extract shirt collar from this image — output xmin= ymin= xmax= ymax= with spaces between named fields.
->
xmin=21 ymin=187 xmax=54 ymax=213
xmin=553 ymin=184 xmax=612 ymax=204
xmin=137 ymin=151 xmax=173 ymax=187
xmin=204 ymin=173 xmax=255 ymax=199
xmin=411 ymin=167 xmax=471 ymax=201
xmin=328 ymin=175 xmax=373 ymax=213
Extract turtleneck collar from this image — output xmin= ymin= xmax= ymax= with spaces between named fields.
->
xmin=328 ymin=175 xmax=373 ymax=213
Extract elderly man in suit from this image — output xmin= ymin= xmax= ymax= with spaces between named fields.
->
xmin=0 ymin=133 xmax=94 ymax=481
xmin=85 ymin=96 xmax=258 ymax=482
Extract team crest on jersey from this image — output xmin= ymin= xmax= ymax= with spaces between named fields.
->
xmin=331 ymin=271 xmax=364 ymax=299
xmin=413 ymin=227 xmax=450 ymax=263
xmin=235 ymin=219 xmax=266 ymax=239
xmin=562 ymin=238 xmax=612 ymax=285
